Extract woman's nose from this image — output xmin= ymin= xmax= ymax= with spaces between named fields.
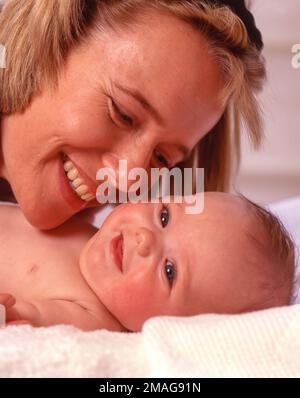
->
xmin=101 ymin=152 xmax=151 ymax=192
xmin=135 ymin=227 xmax=155 ymax=257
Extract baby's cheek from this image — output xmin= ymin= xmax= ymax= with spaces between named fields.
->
xmin=80 ymin=242 xmax=102 ymax=286
xmin=109 ymin=274 xmax=164 ymax=330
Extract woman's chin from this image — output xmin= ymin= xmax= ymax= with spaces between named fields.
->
xmin=25 ymin=213 xmax=65 ymax=230
xmin=20 ymin=199 xmax=72 ymax=230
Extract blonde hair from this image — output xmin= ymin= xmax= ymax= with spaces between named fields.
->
xmin=0 ymin=0 xmax=266 ymax=191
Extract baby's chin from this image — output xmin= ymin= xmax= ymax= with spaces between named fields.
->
xmin=78 ymin=230 xmax=102 ymax=283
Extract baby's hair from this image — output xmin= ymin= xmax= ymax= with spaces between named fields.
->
xmin=241 ymin=195 xmax=296 ymax=307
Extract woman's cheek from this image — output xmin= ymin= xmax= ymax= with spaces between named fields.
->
xmin=62 ymin=118 xmax=111 ymax=150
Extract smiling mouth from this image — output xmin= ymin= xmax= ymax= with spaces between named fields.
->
xmin=62 ymin=154 xmax=95 ymax=202
xmin=110 ymin=234 xmax=124 ymax=271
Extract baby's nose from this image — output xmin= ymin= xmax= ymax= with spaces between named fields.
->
xmin=136 ymin=227 xmax=155 ymax=257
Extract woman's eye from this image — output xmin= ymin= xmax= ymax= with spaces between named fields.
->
xmin=154 ymin=149 xmax=170 ymax=168
xmin=160 ymin=206 xmax=169 ymax=228
xmin=165 ymin=260 xmax=176 ymax=285
xmin=110 ymin=98 xmax=134 ymax=127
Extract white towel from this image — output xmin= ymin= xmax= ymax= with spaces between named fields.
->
xmin=0 ymin=305 xmax=299 ymax=377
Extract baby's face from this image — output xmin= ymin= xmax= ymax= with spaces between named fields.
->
xmin=80 ymin=193 xmax=266 ymax=331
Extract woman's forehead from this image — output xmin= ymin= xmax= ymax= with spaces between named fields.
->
xmin=88 ymin=10 xmax=224 ymax=134
xmin=98 ymin=18 xmax=223 ymax=96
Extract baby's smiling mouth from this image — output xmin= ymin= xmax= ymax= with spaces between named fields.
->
xmin=110 ymin=234 xmax=124 ymax=272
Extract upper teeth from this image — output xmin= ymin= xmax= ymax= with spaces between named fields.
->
xmin=63 ymin=160 xmax=94 ymax=202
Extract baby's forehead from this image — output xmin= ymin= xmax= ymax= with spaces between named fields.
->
xmin=177 ymin=196 xmax=262 ymax=257
xmin=179 ymin=193 xmax=251 ymax=223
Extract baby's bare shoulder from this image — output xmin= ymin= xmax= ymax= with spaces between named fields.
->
xmin=0 ymin=203 xmax=20 ymax=219
xmin=0 ymin=205 xmax=26 ymax=233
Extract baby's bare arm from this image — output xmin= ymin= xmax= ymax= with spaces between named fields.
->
xmin=7 ymin=298 xmax=104 ymax=331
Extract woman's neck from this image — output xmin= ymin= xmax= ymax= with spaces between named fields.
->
xmin=0 ymin=163 xmax=8 ymax=180
xmin=0 ymin=178 xmax=16 ymax=202
xmin=0 ymin=153 xmax=16 ymax=202
xmin=0 ymin=128 xmax=15 ymax=201
xmin=0 ymin=127 xmax=7 ymax=180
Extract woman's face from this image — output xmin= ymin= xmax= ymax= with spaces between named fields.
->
xmin=0 ymin=9 xmax=224 ymax=229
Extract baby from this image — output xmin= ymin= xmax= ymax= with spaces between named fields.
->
xmin=0 ymin=192 xmax=295 ymax=331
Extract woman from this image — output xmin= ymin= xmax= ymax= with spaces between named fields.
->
xmin=0 ymin=0 xmax=266 ymax=229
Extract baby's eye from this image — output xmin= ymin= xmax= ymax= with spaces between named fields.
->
xmin=160 ymin=206 xmax=169 ymax=228
xmin=165 ymin=260 xmax=176 ymax=285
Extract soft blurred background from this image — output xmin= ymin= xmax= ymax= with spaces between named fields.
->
xmin=233 ymin=0 xmax=300 ymax=204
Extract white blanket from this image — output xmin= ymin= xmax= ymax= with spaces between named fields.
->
xmin=0 ymin=197 xmax=299 ymax=377
xmin=0 ymin=306 xmax=299 ymax=377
